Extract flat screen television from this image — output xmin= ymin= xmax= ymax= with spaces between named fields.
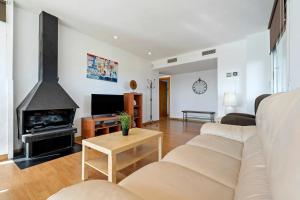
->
xmin=91 ymin=94 xmax=124 ymax=116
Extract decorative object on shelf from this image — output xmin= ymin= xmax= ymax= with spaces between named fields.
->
xmin=86 ymin=53 xmax=118 ymax=83
xmin=124 ymin=93 xmax=143 ymax=128
xmin=192 ymin=78 xmax=207 ymax=94
xmin=132 ymin=121 xmax=136 ymax=128
xmin=119 ymin=112 xmax=131 ymax=136
xmin=130 ymin=80 xmax=137 ymax=91
xmin=223 ymin=92 xmax=237 ymax=114
xmin=147 ymin=79 xmax=156 ymax=123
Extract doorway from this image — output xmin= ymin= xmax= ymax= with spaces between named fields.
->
xmin=159 ymin=76 xmax=170 ymax=118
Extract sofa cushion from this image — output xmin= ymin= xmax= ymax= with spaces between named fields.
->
xmin=235 ymin=150 xmax=270 ymax=200
xmin=242 ymin=135 xmax=264 ymax=160
xmin=235 ymin=166 xmax=271 ymax=200
xmin=48 ymin=180 xmax=142 ymax=200
xmin=119 ymin=161 xmax=234 ymax=200
xmin=187 ymin=135 xmax=244 ymax=160
xmin=162 ymin=145 xmax=241 ymax=188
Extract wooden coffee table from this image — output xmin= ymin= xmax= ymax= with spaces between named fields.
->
xmin=81 ymin=128 xmax=163 ymax=183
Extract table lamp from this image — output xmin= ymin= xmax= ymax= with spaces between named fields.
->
xmin=223 ymin=92 xmax=237 ymax=114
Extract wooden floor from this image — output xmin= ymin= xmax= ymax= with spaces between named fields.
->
xmin=0 ymin=118 xmax=202 ymax=200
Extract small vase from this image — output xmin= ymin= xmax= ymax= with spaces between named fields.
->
xmin=122 ymin=128 xmax=129 ymax=136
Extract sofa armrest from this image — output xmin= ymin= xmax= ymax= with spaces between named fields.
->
xmin=200 ymin=123 xmax=256 ymax=142
xmin=221 ymin=115 xmax=256 ymax=126
xmin=48 ymin=180 xmax=142 ymax=200
xmin=226 ymin=113 xmax=255 ymax=119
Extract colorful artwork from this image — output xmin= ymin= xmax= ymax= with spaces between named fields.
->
xmin=87 ymin=53 xmax=118 ymax=82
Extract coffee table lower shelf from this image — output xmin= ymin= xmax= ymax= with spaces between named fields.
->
xmin=84 ymin=144 xmax=157 ymax=176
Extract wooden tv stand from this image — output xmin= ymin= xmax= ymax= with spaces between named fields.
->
xmin=81 ymin=115 xmax=121 ymax=139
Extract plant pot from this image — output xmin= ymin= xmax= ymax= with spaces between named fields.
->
xmin=122 ymin=128 xmax=129 ymax=136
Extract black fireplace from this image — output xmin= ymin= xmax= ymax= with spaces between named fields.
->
xmin=16 ymin=12 xmax=79 ymax=158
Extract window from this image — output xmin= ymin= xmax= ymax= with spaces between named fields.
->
xmin=271 ymin=32 xmax=288 ymax=93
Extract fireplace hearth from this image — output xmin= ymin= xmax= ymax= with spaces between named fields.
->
xmin=16 ymin=11 xmax=79 ymax=159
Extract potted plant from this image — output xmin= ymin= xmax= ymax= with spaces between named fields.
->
xmin=119 ymin=112 xmax=131 ymax=136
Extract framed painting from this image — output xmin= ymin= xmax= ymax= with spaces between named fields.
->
xmin=87 ymin=53 xmax=118 ymax=83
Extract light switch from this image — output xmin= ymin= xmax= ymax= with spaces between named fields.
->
xmin=226 ymin=73 xmax=232 ymax=77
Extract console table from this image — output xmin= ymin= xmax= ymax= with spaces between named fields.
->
xmin=182 ymin=110 xmax=216 ymax=122
xmin=81 ymin=116 xmax=121 ymax=139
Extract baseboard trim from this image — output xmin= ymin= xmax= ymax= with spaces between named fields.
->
xmin=143 ymin=120 xmax=159 ymax=126
xmin=169 ymin=117 xmax=183 ymax=121
xmin=0 ymin=154 xmax=8 ymax=161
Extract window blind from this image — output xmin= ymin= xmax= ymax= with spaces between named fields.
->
xmin=268 ymin=0 xmax=286 ymax=51
xmin=0 ymin=0 xmax=6 ymax=22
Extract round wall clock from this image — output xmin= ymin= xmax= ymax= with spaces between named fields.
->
xmin=192 ymin=78 xmax=207 ymax=94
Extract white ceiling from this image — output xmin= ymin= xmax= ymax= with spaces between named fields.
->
xmin=15 ymin=0 xmax=273 ymax=60
xmin=156 ymin=58 xmax=217 ymax=75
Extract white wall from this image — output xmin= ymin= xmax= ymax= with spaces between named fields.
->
xmin=58 ymin=25 xmax=157 ymax=131
xmin=153 ymin=31 xmax=271 ymax=117
xmin=216 ymin=40 xmax=247 ymax=116
xmin=0 ymin=22 xmax=8 ymax=155
xmin=6 ymin=0 xmax=14 ymax=158
xmin=213 ymin=33 xmax=270 ymax=116
xmin=287 ymin=0 xmax=300 ymax=90
xmin=170 ymin=69 xmax=218 ymax=118
xmin=13 ymin=7 xmax=158 ymax=149
xmin=245 ymin=31 xmax=271 ymax=114
xmin=152 ymin=49 xmax=216 ymax=70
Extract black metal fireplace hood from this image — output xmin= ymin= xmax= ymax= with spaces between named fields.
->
xmin=17 ymin=11 xmax=79 ymax=111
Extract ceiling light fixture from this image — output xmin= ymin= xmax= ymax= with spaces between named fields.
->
xmin=113 ymin=35 xmax=118 ymax=40
xmin=148 ymin=51 xmax=152 ymax=55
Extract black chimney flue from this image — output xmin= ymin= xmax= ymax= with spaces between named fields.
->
xmin=39 ymin=12 xmax=58 ymax=82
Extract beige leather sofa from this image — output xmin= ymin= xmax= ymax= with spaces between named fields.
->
xmin=49 ymin=89 xmax=300 ymax=200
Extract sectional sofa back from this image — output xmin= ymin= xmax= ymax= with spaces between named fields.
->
xmin=255 ymin=88 xmax=300 ymax=200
